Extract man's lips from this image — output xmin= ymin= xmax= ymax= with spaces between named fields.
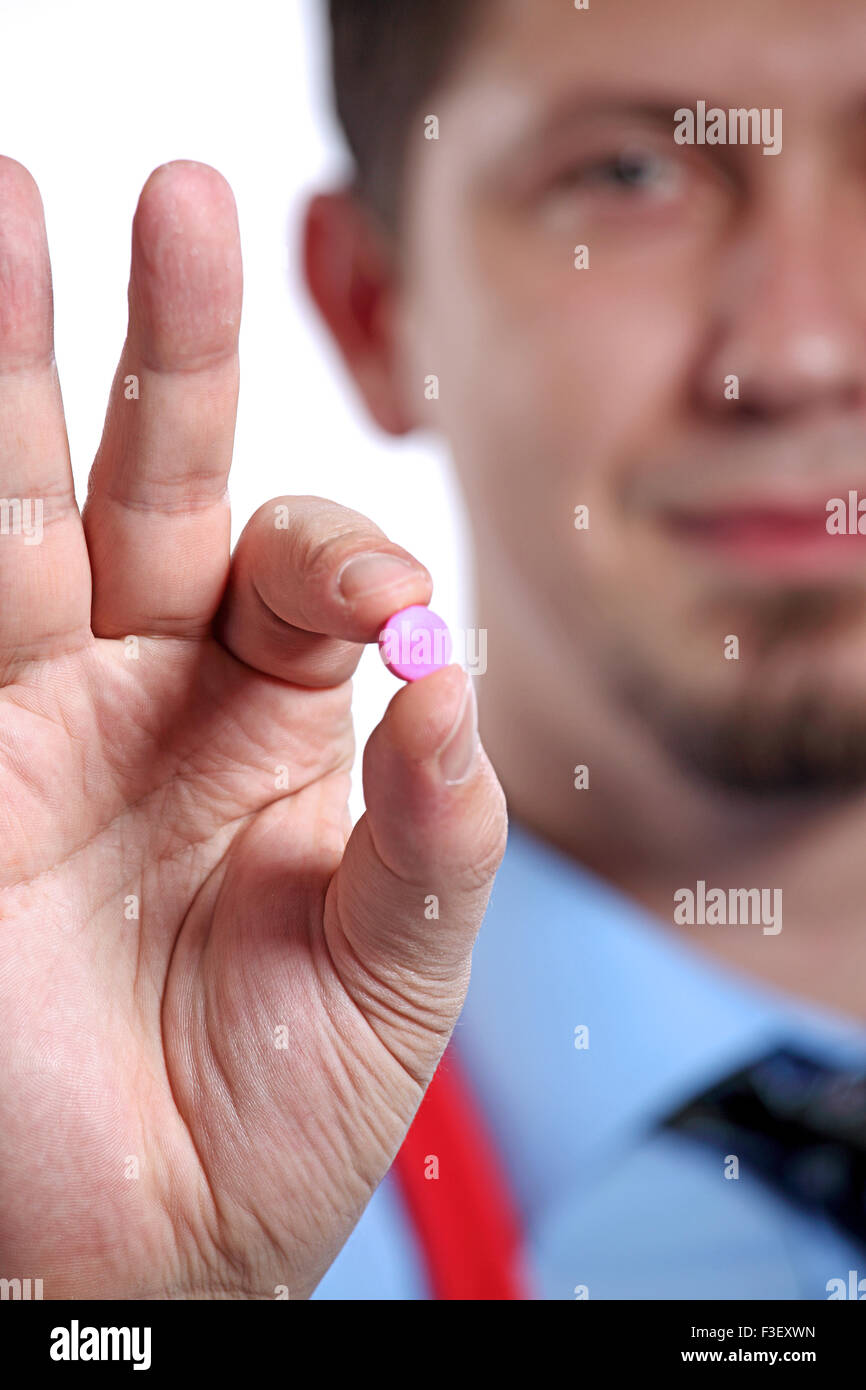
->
xmin=658 ymin=500 xmax=866 ymax=576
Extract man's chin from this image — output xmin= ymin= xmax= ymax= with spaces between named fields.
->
xmin=661 ymin=692 xmax=866 ymax=795
xmin=623 ymin=670 xmax=866 ymax=797
xmin=604 ymin=581 xmax=866 ymax=795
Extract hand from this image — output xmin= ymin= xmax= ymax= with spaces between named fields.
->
xmin=0 ymin=158 xmax=507 ymax=1300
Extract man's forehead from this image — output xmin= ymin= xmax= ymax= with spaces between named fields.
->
xmin=443 ymin=0 xmax=866 ymax=121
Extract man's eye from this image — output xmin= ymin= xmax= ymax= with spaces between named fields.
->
xmin=558 ymin=150 xmax=682 ymax=197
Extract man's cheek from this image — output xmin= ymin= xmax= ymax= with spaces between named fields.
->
xmin=522 ymin=291 xmax=687 ymax=445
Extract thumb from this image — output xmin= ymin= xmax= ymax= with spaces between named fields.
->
xmin=327 ymin=663 xmax=507 ymax=1076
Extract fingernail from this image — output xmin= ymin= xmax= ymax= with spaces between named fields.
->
xmin=437 ymin=673 xmax=479 ymax=785
xmin=337 ymin=552 xmax=415 ymax=600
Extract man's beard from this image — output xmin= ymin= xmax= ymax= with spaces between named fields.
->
xmin=615 ymin=586 xmax=866 ymax=796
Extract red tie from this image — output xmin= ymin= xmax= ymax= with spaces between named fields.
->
xmin=390 ymin=1043 xmax=532 ymax=1300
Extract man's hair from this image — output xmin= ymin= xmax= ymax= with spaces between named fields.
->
xmin=327 ymin=0 xmax=487 ymax=231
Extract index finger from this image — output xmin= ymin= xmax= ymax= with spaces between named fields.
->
xmin=82 ymin=161 xmax=242 ymax=638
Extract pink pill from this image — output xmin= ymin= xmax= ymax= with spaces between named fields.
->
xmin=378 ymin=605 xmax=452 ymax=682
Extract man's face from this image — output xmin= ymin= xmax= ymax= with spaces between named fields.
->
xmin=396 ymin=0 xmax=866 ymax=792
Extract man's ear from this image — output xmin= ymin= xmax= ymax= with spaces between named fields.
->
xmin=302 ymin=190 xmax=415 ymax=437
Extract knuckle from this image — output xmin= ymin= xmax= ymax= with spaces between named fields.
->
xmin=252 ymin=497 xmax=386 ymax=583
xmin=454 ymin=804 xmax=509 ymax=891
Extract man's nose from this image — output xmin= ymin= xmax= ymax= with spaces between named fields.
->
xmin=695 ymin=189 xmax=866 ymax=422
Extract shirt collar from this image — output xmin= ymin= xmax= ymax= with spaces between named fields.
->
xmin=456 ymin=817 xmax=866 ymax=1194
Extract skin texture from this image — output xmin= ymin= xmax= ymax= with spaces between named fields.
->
xmin=0 ymin=157 xmax=507 ymax=1299
xmin=308 ymin=0 xmax=866 ymax=1020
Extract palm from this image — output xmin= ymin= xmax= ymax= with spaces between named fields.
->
xmin=0 ymin=159 xmax=505 ymax=1300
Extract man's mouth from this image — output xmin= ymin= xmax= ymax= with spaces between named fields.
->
xmin=659 ymin=498 xmax=866 ymax=578
xmin=627 ymin=420 xmax=866 ymax=579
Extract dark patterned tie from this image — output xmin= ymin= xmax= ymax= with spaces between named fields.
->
xmin=662 ymin=1047 xmax=866 ymax=1249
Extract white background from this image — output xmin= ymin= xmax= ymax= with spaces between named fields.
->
xmin=0 ymin=0 xmax=473 ymax=821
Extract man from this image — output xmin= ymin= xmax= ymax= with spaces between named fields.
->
xmin=310 ymin=0 xmax=866 ymax=1298
xmin=2 ymin=0 xmax=866 ymax=1302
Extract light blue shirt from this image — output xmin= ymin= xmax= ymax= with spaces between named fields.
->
xmin=313 ymin=820 xmax=866 ymax=1299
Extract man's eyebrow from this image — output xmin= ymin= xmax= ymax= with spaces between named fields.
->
xmin=468 ymin=84 xmax=759 ymax=191
xmin=470 ymin=89 xmax=707 ymax=178
xmin=518 ymin=91 xmax=706 ymax=147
